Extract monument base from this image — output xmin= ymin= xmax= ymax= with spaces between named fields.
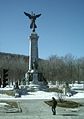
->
xmin=28 ymin=82 xmax=49 ymax=92
xmin=25 ymin=70 xmax=49 ymax=91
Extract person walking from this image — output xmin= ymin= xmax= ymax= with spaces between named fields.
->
xmin=51 ymin=97 xmax=57 ymax=115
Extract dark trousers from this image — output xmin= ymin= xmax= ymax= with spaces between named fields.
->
xmin=52 ymin=107 xmax=56 ymax=115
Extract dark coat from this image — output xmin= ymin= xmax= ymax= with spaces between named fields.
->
xmin=52 ymin=97 xmax=57 ymax=108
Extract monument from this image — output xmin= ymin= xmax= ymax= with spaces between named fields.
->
xmin=24 ymin=11 xmax=48 ymax=91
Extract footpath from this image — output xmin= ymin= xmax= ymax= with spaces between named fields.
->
xmin=19 ymin=100 xmax=82 ymax=119
xmin=0 ymin=99 xmax=83 ymax=119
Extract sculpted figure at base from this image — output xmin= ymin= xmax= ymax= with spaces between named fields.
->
xmin=24 ymin=11 xmax=41 ymax=32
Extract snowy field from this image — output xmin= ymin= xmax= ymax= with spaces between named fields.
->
xmin=0 ymin=83 xmax=84 ymax=100
xmin=0 ymin=84 xmax=84 ymax=119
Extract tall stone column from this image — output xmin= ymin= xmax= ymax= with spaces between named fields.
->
xmin=24 ymin=12 xmax=48 ymax=90
xmin=29 ymin=32 xmax=39 ymax=71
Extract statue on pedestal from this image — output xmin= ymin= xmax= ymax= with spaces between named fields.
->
xmin=24 ymin=11 xmax=48 ymax=91
xmin=24 ymin=11 xmax=41 ymax=32
xmin=33 ymin=59 xmax=38 ymax=70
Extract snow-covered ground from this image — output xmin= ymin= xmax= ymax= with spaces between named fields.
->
xmin=0 ymin=102 xmax=8 ymax=106
xmin=0 ymin=83 xmax=84 ymax=100
xmin=21 ymin=91 xmax=57 ymax=99
xmin=0 ymin=90 xmax=84 ymax=100
xmin=70 ymin=83 xmax=84 ymax=90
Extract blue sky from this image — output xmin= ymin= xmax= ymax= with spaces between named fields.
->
xmin=0 ymin=0 xmax=84 ymax=59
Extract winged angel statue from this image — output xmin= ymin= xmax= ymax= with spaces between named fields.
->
xmin=24 ymin=11 xmax=41 ymax=32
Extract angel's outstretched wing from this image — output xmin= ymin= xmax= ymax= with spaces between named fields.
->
xmin=24 ymin=12 xmax=32 ymax=19
xmin=36 ymin=14 xmax=41 ymax=18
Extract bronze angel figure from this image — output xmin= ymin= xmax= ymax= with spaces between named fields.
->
xmin=24 ymin=11 xmax=41 ymax=32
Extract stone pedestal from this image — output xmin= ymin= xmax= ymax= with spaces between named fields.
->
xmin=32 ymin=72 xmax=38 ymax=84
xmin=26 ymin=70 xmax=48 ymax=91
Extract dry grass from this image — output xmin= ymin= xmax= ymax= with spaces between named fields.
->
xmin=4 ymin=90 xmax=15 ymax=96
xmin=0 ymin=101 xmax=18 ymax=108
xmin=44 ymin=100 xmax=82 ymax=108
xmin=47 ymin=87 xmax=63 ymax=93
xmin=6 ymin=101 xmax=18 ymax=108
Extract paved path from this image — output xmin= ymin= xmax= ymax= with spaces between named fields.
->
xmin=0 ymin=99 xmax=84 ymax=119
